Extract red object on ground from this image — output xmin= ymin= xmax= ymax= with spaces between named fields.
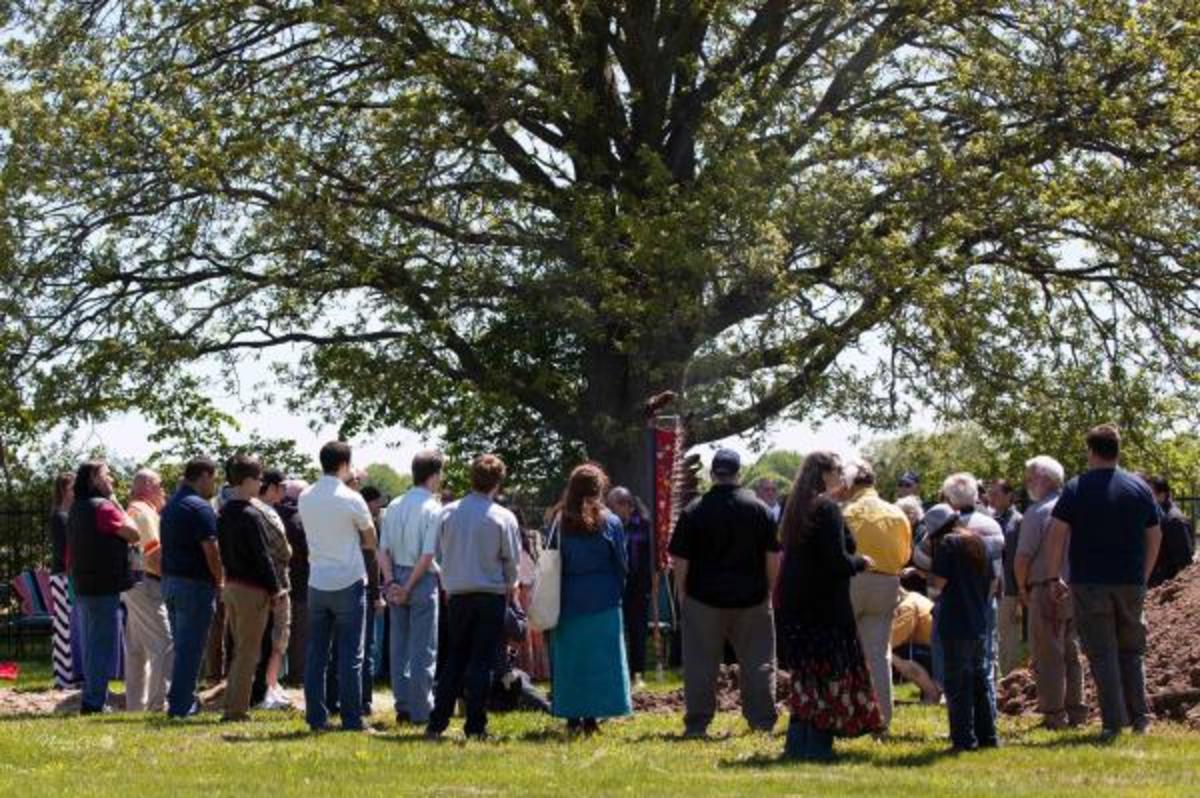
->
xmin=0 ymin=662 xmax=19 ymax=681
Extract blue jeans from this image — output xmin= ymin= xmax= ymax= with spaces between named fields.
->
xmin=305 ymin=581 xmax=366 ymax=730
xmin=163 ymin=576 xmax=217 ymax=718
xmin=76 ymin=593 xmax=120 ymax=712
xmin=943 ymin=637 xmax=998 ymax=749
xmin=389 ymin=567 xmax=439 ymax=722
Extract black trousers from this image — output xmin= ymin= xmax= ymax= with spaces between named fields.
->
xmin=623 ymin=582 xmax=651 ymax=676
xmin=428 ymin=593 xmax=506 ymax=736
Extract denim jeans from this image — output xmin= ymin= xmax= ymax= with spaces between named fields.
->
xmin=942 ymin=637 xmax=998 ymax=749
xmin=305 ymin=580 xmax=366 ymax=730
xmin=389 ymin=567 xmax=439 ymax=722
xmin=427 ymin=593 xmax=505 ymax=736
xmin=163 ymin=576 xmax=217 ymax=718
xmin=330 ymin=598 xmax=378 ymax=713
xmin=77 ymin=593 xmax=120 ymax=712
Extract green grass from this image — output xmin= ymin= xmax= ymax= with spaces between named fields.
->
xmin=2 ymin=677 xmax=1198 ymax=796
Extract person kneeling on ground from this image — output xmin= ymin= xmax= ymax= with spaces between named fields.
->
xmin=890 ymin=589 xmax=940 ymax=704
xmin=929 ymin=522 xmax=999 ymax=752
xmin=489 ymin=600 xmax=551 ymax=714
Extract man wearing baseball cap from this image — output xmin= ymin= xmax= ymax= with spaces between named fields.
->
xmin=668 ymin=448 xmax=782 ymax=738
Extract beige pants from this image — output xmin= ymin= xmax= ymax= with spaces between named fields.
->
xmin=123 ymin=578 xmax=174 ymax=713
xmin=222 ymin=583 xmax=272 ymax=719
xmin=1028 ymin=584 xmax=1086 ymax=726
xmin=850 ymin=572 xmax=901 ymax=728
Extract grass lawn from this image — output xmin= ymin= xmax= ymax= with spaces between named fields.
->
xmin=2 ymin=668 xmax=1198 ymax=797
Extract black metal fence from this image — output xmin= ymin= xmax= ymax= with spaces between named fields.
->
xmin=1 ymin=506 xmax=49 ymax=586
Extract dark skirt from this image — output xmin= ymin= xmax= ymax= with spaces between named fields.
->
xmin=780 ymin=617 xmax=883 ymax=738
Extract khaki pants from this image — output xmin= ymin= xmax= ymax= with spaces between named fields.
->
xmin=123 ymin=578 xmax=174 ymax=713
xmin=222 ymin=583 xmax=272 ymax=719
xmin=850 ymin=572 xmax=901 ymax=728
xmin=680 ymin=596 xmax=777 ymax=733
xmin=1028 ymin=585 xmax=1085 ymax=726
xmin=997 ymin=595 xmax=1025 ymax=676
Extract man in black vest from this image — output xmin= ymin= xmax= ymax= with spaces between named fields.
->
xmin=67 ymin=460 xmax=140 ymax=714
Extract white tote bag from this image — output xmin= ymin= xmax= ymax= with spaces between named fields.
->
xmin=528 ymin=517 xmax=562 ymax=632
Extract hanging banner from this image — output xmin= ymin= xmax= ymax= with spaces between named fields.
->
xmin=653 ymin=423 xmax=678 ymax=572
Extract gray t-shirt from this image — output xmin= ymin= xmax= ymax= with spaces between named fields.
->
xmin=436 ymin=493 xmax=520 ymax=595
xmin=1015 ymin=493 xmax=1063 ymax=584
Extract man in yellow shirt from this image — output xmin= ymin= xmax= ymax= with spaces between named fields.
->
xmin=843 ymin=460 xmax=912 ymax=731
xmin=890 ymin=589 xmax=939 ymax=703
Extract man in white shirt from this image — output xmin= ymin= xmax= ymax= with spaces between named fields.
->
xmin=377 ymin=450 xmax=445 ymax=726
xmin=297 ymin=441 xmax=377 ymax=732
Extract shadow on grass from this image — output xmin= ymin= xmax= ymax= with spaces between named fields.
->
xmin=221 ymin=729 xmax=315 ymax=744
xmin=719 ymin=745 xmax=966 ymax=770
xmin=628 ymin=730 xmax=736 ymax=743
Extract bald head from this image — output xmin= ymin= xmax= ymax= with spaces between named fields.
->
xmin=130 ymin=468 xmax=164 ymax=509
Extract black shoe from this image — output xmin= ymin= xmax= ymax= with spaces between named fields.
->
xmin=423 ymin=727 xmax=444 ymax=741
xmin=395 ymin=711 xmax=411 ymax=726
xmin=1099 ymin=727 xmax=1121 ymax=743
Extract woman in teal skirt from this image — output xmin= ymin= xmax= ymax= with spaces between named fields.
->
xmin=548 ymin=463 xmax=632 ymax=733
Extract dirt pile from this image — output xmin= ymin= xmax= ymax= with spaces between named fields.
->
xmin=632 ymin=665 xmax=794 ymax=714
xmin=999 ymin=561 xmax=1200 ymax=727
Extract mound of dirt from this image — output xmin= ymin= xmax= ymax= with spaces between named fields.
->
xmin=631 ymin=665 xmax=794 ymax=714
xmin=1000 ymin=561 xmax=1200 ymax=727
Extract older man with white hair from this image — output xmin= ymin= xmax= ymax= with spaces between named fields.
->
xmin=1014 ymin=455 xmax=1086 ymax=729
xmin=941 ymin=473 xmax=1004 ymax=690
xmin=843 ymin=459 xmax=912 ymax=731
xmin=123 ymin=468 xmax=174 ymax=712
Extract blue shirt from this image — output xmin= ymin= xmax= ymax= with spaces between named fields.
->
xmin=1052 ymin=468 xmax=1159 ymax=585
xmin=932 ymin=533 xmax=991 ymax=641
xmin=160 ymin=485 xmax=218 ymax=583
xmin=559 ymin=513 xmax=627 ymax=619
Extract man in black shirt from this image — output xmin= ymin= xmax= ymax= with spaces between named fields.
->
xmin=668 ymin=449 xmax=782 ymax=737
xmin=1148 ymin=476 xmax=1195 ymax=588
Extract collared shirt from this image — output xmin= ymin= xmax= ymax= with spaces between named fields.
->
xmin=1014 ymin=492 xmax=1062 ymax=584
xmin=379 ymin=486 xmax=443 ymax=571
xmin=127 ymin=499 xmax=162 ymax=577
xmin=668 ymin=484 xmax=781 ymax=609
xmin=298 ymin=475 xmax=374 ymax=592
xmin=842 ymin=487 xmax=912 ymax=576
xmin=161 ymin=484 xmax=219 ymax=583
xmin=437 ymin=493 xmax=520 ymax=595
xmin=891 ymin=589 xmax=934 ymax=648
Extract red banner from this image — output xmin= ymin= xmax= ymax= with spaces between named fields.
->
xmin=653 ymin=425 xmax=677 ymax=572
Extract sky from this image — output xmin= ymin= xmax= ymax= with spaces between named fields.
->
xmin=73 ymin=355 xmax=882 ymax=474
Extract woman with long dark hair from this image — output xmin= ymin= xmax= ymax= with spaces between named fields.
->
xmin=48 ymin=472 xmax=78 ymax=689
xmin=547 ymin=463 xmax=631 ymax=734
xmin=776 ymin=451 xmax=882 ymax=760
xmin=67 ymin=460 xmax=139 ymax=714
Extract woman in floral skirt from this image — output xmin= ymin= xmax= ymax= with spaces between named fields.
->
xmin=775 ymin=451 xmax=883 ymax=760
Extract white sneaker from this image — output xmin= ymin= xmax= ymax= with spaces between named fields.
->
xmin=259 ymin=688 xmax=292 ymax=710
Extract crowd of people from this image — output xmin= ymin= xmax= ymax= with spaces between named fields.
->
xmin=43 ymin=422 xmax=1196 ymax=759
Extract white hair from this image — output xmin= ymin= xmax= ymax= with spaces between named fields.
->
xmin=894 ymin=495 xmax=924 ymax=525
xmin=130 ymin=468 xmax=161 ymax=500
xmin=1025 ymin=455 xmax=1065 ymax=488
xmin=941 ymin=472 xmax=979 ymax=510
xmin=842 ymin=458 xmax=875 ymax=490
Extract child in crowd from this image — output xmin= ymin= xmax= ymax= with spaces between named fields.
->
xmin=930 ymin=525 xmax=999 ymax=751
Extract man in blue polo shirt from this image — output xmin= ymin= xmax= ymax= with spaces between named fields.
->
xmin=1044 ymin=425 xmax=1161 ymax=739
xmin=160 ymin=457 xmax=224 ymax=719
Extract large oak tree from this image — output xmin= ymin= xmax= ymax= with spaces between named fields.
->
xmin=2 ymin=1 xmax=1197 ymax=494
